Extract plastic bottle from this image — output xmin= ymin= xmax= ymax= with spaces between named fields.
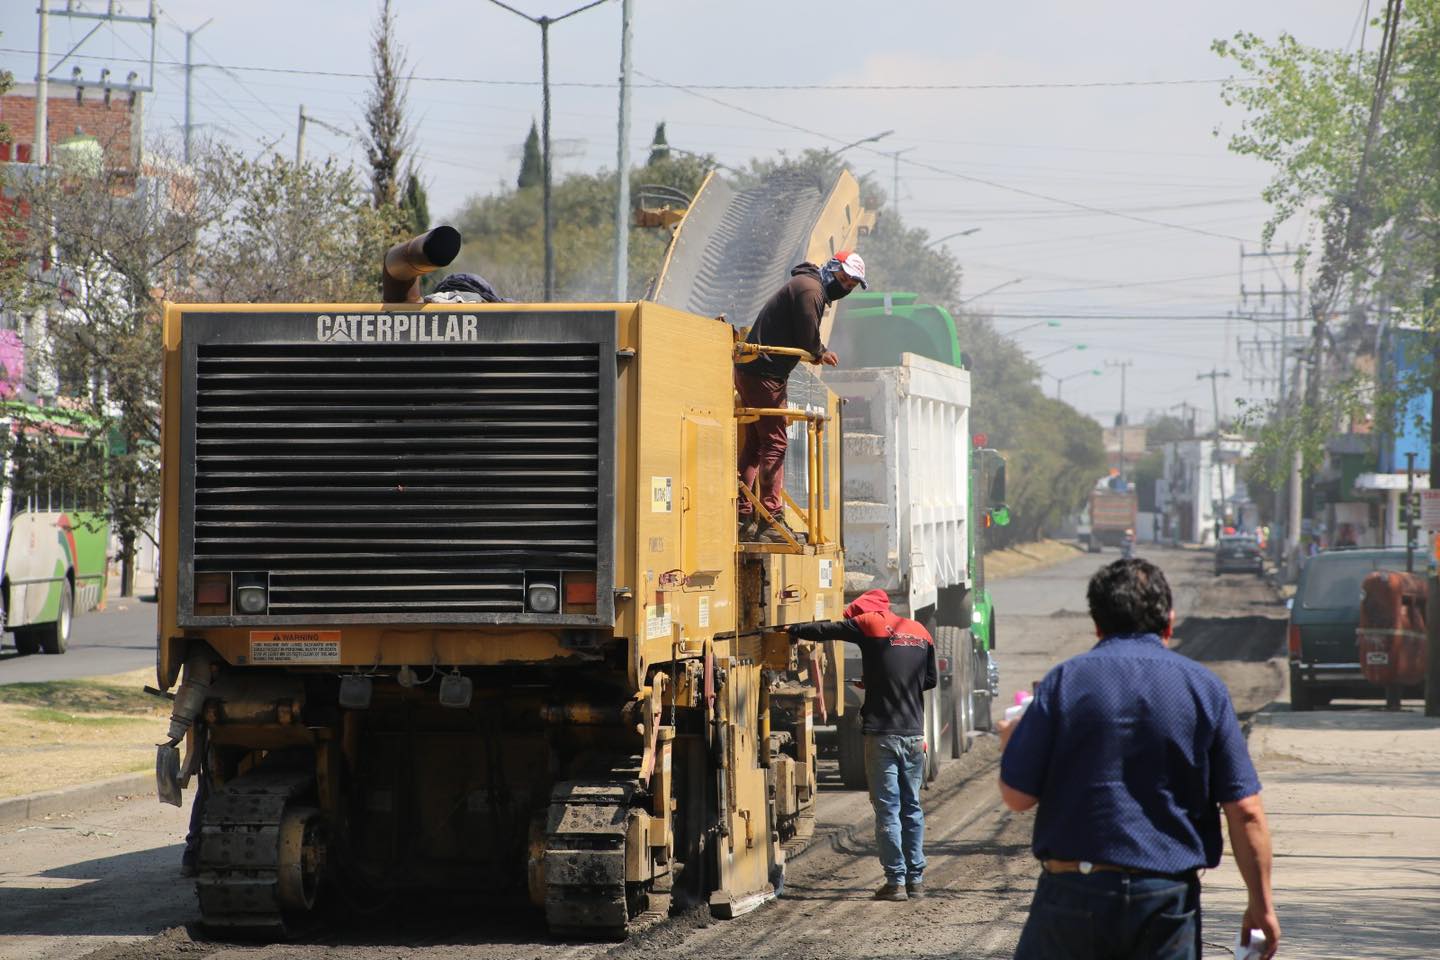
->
xmin=1003 ymin=691 xmax=1033 ymax=723
xmin=1233 ymin=929 xmax=1266 ymax=960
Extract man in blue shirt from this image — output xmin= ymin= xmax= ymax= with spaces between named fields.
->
xmin=998 ymin=558 xmax=1279 ymax=960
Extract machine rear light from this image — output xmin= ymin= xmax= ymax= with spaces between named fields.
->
xmin=196 ymin=575 xmax=229 ymax=605
xmin=564 ymin=574 xmax=597 ymax=605
xmin=562 ymin=572 xmax=597 ymax=615
xmin=937 ymin=656 xmax=950 ymax=673
xmin=1287 ymin=623 xmax=1302 ymax=660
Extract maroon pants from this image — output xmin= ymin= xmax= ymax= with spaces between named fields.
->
xmin=735 ymin=371 xmax=788 ymax=518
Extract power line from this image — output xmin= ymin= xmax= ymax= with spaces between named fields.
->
xmin=0 ymin=48 xmax=1253 ymax=91
xmin=634 ymin=68 xmax=1257 ymax=245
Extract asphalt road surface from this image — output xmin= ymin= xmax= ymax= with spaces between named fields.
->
xmin=0 ymin=599 xmax=157 ymax=686
xmin=0 ymin=545 xmax=1289 ymax=960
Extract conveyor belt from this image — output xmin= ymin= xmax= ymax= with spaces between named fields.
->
xmin=652 ymin=171 xmax=828 ymax=330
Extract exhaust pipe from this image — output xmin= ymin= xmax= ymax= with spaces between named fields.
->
xmin=381 ymin=225 xmax=462 ymax=303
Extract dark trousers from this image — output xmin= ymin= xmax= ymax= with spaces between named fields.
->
xmin=1014 ymin=870 xmax=1201 ymax=960
xmin=735 ymin=372 xmax=788 ymax=518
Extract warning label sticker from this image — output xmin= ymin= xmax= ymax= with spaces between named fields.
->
xmin=651 ymin=476 xmax=673 ymax=513
xmin=647 ymin=602 xmax=672 ymax=639
xmin=699 ymin=595 xmax=710 ymax=629
xmin=249 ymin=631 xmax=342 ymax=663
xmin=814 ymin=596 xmax=826 ymax=621
xmin=819 ymin=559 xmax=834 ymax=589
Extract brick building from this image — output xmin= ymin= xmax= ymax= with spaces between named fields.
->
xmin=0 ymin=82 xmax=143 ymax=170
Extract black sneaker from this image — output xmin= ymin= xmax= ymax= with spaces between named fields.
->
xmin=906 ymin=880 xmax=925 ymax=899
xmin=873 ymin=882 xmax=908 ymax=902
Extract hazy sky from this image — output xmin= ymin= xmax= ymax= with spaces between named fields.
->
xmin=0 ymin=1 xmax=1370 ymax=429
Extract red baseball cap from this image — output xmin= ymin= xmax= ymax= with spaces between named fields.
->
xmin=833 ymin=250 xmax=868 ymax=288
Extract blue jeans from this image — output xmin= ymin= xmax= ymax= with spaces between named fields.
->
xmin=1014 ymin=870 xmax=1201 ymax=960
xmin=863 ymin=734 xmax=926 ymax=884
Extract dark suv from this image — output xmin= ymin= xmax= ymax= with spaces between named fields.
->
xmin=1214 ymin=534 xmax=1264 ymax=576
xmin=1287 ymin=546 xmax=1421 ymax=710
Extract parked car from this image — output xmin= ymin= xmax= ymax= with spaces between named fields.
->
xmin=1214 ymin=533 xmax=1264 ymax=576
xmin=1287 ymin=546 xmax=1422 ymax=710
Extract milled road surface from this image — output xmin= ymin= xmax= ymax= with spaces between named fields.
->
xmin=0 ymin=545 xmax=1290 ymax=960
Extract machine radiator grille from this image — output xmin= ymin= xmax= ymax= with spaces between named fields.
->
xmin=192 ymin=342 xmax=601 ymax=616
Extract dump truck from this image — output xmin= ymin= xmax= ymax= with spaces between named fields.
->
xmin=1082 ymin=477 xmax=1138 ymax=552
xmin=152 ymin=223 xmax=851 ymax=938
xmin=819 ymin=292 xmax=1008 ymax=789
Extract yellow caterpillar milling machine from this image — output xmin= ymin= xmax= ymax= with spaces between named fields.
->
xmin=153 ymin=171 xmax=872 ymax=937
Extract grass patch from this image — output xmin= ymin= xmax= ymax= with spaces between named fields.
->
xmin=0 ymin=675 xmax=160 ymax=715
xmin=21 ymin=706 xmax=139 ymax=727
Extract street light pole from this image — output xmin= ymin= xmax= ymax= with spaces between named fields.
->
xmin=1106 ymin=359 xmax=1134 ymax=482
xmin=612 ymin=0 xmax=632 ymax=300
xmin=486 ymin=0 xmax=611 ymax=301
xmin=1007 ymin=318 xmax=1061 ymax=337
xmin=1033 ymin=343 xmax=1088 ymax=363
xmin=958 ymin=277 xmax=1024 ymax=306
xmin=826 ymin=129 xmax=893 ymax=158
xmin=924 ymin=227 xmax=981 ymax=249
xmin=1197 ymin=368 xmax=1233 ymax=528
xmin=1051 ymin=368 xmax=1101 ymax=401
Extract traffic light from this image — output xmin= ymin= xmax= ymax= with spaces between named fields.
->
xmin=1400 ymin=491 xmax=1422 ymax=526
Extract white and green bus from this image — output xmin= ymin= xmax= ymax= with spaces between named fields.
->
xmin=1 ymin=403 xmax=110 ymax=655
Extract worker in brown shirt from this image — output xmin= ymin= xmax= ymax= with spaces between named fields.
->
xmin=736 ymin=251 xmax=866 ymax=542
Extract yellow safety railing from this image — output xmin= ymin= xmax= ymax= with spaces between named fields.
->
xmin=734 ymin=338 xmax=829 ymax=551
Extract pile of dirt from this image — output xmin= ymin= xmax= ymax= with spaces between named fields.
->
xmin=1171 ymin=615 xmax=1288 ymax=663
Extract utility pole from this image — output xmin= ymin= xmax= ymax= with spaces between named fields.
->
xmin=886 ymin=148 xmax=914 ymax=219
xmin=296 ymin=105 xmax=306 ymax=166
xmin=1286 ymin=357 xmax=1308 ymax=582
xmin=612 ymin=0 xmax=632 ymax=301
xmin=1106 ymin=359 xmax=1133 ymax=482
xmin=1197 ymin=368 xmax=1233 ymax=531
xmin=486 ymin=0 xmax=609 ymax=301
xmin=182 ymin=19 xmax=213 ymax=164
xmin=34 ymin=0 xmax=49 ymax=165
xmin=1427 ymin=296 xmax=1440 ymax=717
xmin=294 ymin=106 xmax=350 ymax=165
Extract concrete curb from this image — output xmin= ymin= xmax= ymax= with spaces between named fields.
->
xmin=0 ymin=770 xmax=153 ymax=827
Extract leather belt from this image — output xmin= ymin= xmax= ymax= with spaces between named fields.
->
xmin=1042 ymin=859 xmax=1197 ymax=881
xmin=1042 ymin=859 xmax=1133 ymax=875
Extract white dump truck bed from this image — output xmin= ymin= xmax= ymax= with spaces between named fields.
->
xmin=823 ymin=353 xmax=971 ymax=618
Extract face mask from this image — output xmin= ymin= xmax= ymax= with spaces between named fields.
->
xmin=821 ymin=262 xmax=852 ymax=301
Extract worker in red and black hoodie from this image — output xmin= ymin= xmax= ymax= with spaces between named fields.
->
xmin=789 ymin=589 xmax=936 ymax=902
xmin=736 ymin=251 xmax=865 ymax=543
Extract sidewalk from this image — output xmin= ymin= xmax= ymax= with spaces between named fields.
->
xmin=1203 ymin=704 xmax=1440 ymax=959
xmin=104 ymin=566 xmax=154 ymax=601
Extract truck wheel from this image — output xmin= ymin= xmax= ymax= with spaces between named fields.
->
xmin=1289 ymin=664 xmax=1314 ymax=712
xmin=39 ymin=581 xmax=73 ymax=655
xmin=937 ymin=627 xmax=972 ymax=757
xmin=12 ymin=628 xmax=40 ymax=656
xmin=836 ymin=713 xmax=867 ymax=790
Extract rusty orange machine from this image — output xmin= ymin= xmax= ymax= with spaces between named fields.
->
xmin=1357 ymin=569 xmax=1428 ymax=703
xmin=152 ymin=226 xmax=846 ymax=938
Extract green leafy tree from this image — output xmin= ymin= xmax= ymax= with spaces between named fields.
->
xmin=13 ymin=141 xmax=400 ymax=594
xmin=1214 ymin=4 xmax=1440 ymax=485
xmin=517 ymin=121 xmax=543 ymax=190
xmin=401 ymin=169 xmax=430 ymax=236
xmin=363 ymin=0 xmax=411 ymax=209
xmin=647 ymin=122 xmax=671 ymax=166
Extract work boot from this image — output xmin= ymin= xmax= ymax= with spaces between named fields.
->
xmin=737 ymin=515 xmax=760 ymax=542
xmin=906 ymin=880 xmax=925 ymax=900
xmin=757 ymin=521 xmax=797 ymax=545
xmin=873 ymin=882 xmax=908 ymax=902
